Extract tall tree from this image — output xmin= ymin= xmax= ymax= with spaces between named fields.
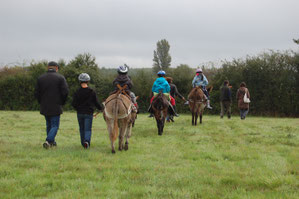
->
xmin=153 ymin=39 xmax=171 ymax=73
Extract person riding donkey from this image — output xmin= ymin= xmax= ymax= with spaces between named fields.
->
xmin=112 ymin=65 xmax=138 ymax=111
xmin=192 ymin=68 xmax=212 ymax=109
xmin=148 ymin=70 xmax=178 ymax=117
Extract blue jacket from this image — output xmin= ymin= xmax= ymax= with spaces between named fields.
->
xmin=192 ymin=74 xmax=208 ymax=88
xmin=152 ymin=77 xmax=170 ymax=93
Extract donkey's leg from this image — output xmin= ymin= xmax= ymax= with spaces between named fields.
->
xmin=160 ymin=110 xmax=167 ymax=134
xmin=107 ymin=120 xmax=116 ymax=154
xmin=161 ymin=118 xmax=165 ymax=134
xmin=157 ymin=119 xmax=162 ymax=135
xmin=118 ymin=121 xmax=126 ymax=151
xmin=192 ymin=112 xmax=195 ymax=126
xmin=195 ymin=111 xmax=198 ymax=126
xmin=155 ymin=115 xmax=161 ymax=135
xmin=200 ymin=112 xmax=203 ymax=124
xmin=124 ymin=123 xmax=132 ymax=151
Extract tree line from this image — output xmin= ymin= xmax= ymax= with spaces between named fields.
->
xmin=0 ymin=49 xmax=298 ymax=117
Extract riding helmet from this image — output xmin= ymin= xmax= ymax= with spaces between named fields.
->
xmin=196 ymin=68 xmax=202 ymax=73
xmin=78 ymin=73 xmax=91 ymax=82
xmin=118 ymin=65 xmax=129 ymax=74
xmin=157 ymin=70 xmax=166 ymax=76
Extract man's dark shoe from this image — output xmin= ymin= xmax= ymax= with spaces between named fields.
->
xmin=43 ymin=141 xmax=50 ymax=149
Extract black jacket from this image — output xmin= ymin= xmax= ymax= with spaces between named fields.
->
xmin=169 ymin=83 xmax=184 ymax=99
xmin=35 ymin=69 xmax=69 ymax=116
xmin=72 ymin=87 xmax=102 ymax=115
xmin=220 ymin=85 xmax=232 ymax=102
xmin=113 ymin=74 xmax=133 ymax=91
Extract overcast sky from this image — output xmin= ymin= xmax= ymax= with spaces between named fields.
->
xmin=0 ymin=0 xmax=298 ymax=68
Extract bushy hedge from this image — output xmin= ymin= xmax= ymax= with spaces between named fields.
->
xmin=0 ymin=51 xmax=298 ymax=117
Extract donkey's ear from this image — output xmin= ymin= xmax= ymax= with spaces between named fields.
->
xmin=136 ymin=96 xmax=139 ymax=100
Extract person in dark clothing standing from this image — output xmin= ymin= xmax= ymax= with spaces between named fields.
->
xmin=220 ymin=80 xmax=232 ymax=119
xmin=35 ymin=61 xmax=69 ymax=149
xmin=166 ymin=77 xmax=185 ymax=121
xmin=72 ymin=73 xmax=102 ymax=149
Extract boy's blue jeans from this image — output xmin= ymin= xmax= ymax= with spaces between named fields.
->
xmin=77 ymin=114 xmax=93 ymax=146
xmin=45 ymin=115 xmax=60 ymax=143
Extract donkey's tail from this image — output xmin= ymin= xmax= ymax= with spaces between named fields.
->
xmin=112 ymin=97 xmax=119 ymax=141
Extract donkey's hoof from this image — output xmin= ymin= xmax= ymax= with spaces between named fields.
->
xmin=124 ymin=144 xmax=128 ymax=151
xmin=112 ymin=149 xmax=116 ymax=154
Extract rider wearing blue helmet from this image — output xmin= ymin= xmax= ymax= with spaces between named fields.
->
xmin=148 ymin=70 xmax=178 ymax=117
xmin=151 ymin=70 xmax=170 ymax=95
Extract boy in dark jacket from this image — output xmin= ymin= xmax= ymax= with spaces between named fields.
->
xmin=220 ymin=80 xmax=232 ymax=119
xmin=72 ymin=73 xmax=102 ymax=148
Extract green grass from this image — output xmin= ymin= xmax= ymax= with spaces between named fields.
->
xmin=0 ymin=111 xmax=298 ymax=199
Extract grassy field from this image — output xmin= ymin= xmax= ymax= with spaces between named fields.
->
xmin=0 ymin=111 xmax=298 ymax=199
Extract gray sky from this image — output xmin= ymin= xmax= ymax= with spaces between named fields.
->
xmin=0 ymin=0 xmax=298 ymax=68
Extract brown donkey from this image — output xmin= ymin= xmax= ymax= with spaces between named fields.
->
xmin=151 ymin=91 xmax=169 ymax=135
xmin=103 ymin=89 xmax=136 ymax=153
xmin=188 ymin=86 xmax=207 ymax=125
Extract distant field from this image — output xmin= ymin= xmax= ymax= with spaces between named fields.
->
xmin=0 ymin=111 xmax=298 ymax=199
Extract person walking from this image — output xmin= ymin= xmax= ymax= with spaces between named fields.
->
xmin=220 ymin=80 xmax=232 ymax=119
xmin=35 ymin=61 xmax=69 ymax=149
xmin=72 ymin=73 xmax=102 ymax=149
xmin=236 ymin=82 xmax=250 ymax=120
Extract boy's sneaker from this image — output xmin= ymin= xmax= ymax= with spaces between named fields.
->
xmin=43 ymin=141 xmax=50 ymax=149
xmin=50 ymin=142 xmax=57 ymax=147
xmin=83 ymin=142 xmax=89 ymax=149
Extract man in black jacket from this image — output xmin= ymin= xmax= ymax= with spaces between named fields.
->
xmin=220 ymin=80 xmax=232 ymax=119
xmin=35 ymin=61 xmax=69 ymax=149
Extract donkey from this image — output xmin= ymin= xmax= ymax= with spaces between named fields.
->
xmin=188 ymin=86 xmax=207 ymax=125
xmin=103 ymin=90 xmax=137 ymax=153
xmin=151 ymin=91 xmax=169 ymax=135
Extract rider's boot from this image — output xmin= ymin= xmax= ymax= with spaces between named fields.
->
xmin=207 ymin=100 xmax=213 ymax=109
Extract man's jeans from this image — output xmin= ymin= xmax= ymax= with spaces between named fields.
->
xmin=77 ymin=114 xmax=93 ymax=146
xmin=240 ymin=109 xmax=249 ymax=119
xmin=45 ymin=115 xmax=60 ymax=143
